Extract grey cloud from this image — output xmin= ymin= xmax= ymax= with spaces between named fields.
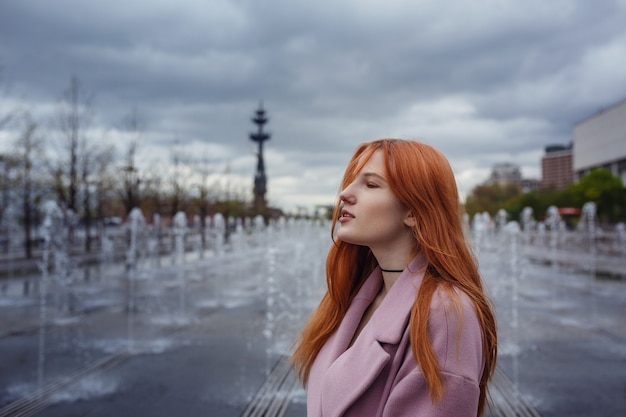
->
xmin=1 ymin=0 xmax=626 ymax=210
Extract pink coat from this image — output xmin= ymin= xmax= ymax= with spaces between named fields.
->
xmin=306 ymin=253 xmax=484 ymax=417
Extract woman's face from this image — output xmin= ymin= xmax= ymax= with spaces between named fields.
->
xmin=337 ymin=150 xmax=414 ymax=250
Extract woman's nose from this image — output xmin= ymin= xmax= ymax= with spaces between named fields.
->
xmin=339 ymin=186 xmax=355 ymax=205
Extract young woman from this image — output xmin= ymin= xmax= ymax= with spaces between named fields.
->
xmin=291 ymin=139 xmax=497 ymax=417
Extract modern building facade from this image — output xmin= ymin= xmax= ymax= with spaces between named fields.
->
xmin=573 ymin=98 xmax=626 ymax=185
xmin=541 ymin=144 xmax=573 ymax=190
xmin=521 ymin=178 xmax=541 ymax=193
xmin=485 ymin=162 xmax=539 ymax=192
xmin=486 ymin=162 xmax=522 ymax=187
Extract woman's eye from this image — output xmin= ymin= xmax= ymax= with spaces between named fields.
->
xmin=366 ymin=182 xmax=378 ymax=188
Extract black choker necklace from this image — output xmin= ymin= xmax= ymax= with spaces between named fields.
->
xmin=380 ymin=267 xmax=404 ymax=273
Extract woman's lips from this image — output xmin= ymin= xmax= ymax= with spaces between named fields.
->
xmin=339 ymin=209 xmax=354 ymax=222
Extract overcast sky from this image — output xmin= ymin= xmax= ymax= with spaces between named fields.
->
xmin=1 ymin=0 xmax=626 ymax=214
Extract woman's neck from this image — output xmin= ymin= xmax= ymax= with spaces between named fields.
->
xmin=379 ymin=270 xmax=402 ymax=296
xmin=373 ymin=250 xmax=413 ymax=295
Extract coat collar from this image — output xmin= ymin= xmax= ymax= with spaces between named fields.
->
xmin=319 ymin=252 xmax=428 ymax=417
xmin=329 ymin=252 xmax=428 ymax=352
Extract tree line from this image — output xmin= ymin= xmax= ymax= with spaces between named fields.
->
xmin=1 ymin=75 xmax=254 ymax=259
xmin=464 ymin=169 xmax=626 ymax=227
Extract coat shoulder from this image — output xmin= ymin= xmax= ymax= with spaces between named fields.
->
xmin=428 ymin=286 xmax=484 ymax=382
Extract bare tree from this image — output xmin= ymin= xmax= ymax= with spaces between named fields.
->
xmin=80 ymin=139 xmax=115 ymax=253
xmin=0 ymin=63 xmax=21 ymax=239
xmin=117 ymin=107 xmax=144 ymax=215
xmin=52 ymin=74 xmax=94 ymax=242
xmin=93 ymin=145 xmax=117 ymax=227
xmin=0 ymin=153 xmax=19 ymax=254
xmin=190 ymin=155 xmax=219 ymax=249
xmin=167 ymin=141 xmax=192 ymax=217
xmin=12 ymin=114 xmax=45 ymax=259
xmin=140 ymin=165 xmax=165 ymax=221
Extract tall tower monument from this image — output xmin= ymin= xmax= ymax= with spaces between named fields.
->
xmin=249 ymin=102 xmax=271 ymax=216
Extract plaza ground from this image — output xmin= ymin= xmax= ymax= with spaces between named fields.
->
xmin=0 ymin=224 xmax=625 ymax=416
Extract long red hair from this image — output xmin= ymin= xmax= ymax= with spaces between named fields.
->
xmin=291 ymin=139 xmax=497 ymax=417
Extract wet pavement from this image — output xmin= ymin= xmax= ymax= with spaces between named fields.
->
xmin=479 ymin=231 xmax=626 ymax=417
xmin=0 ymin=223 xmax=625 ymax=417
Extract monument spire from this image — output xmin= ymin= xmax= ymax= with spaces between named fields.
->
xmin=249 ymin=101 xmax=271 ymax=216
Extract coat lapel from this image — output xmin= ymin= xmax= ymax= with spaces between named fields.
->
xmin=320 ymin=253 xmax=428 ymax=417
xmin=372 ymin=253 xmax=427 ymax=344
xmin=324 ymin=268 xmax=382 ymax=358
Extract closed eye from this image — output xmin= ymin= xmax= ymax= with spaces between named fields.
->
xmin=360 ymin=172 xmax=387 ymax=189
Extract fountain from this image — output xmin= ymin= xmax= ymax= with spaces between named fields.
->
xmin=263 ymin=239 xmax=277 ymax=374
xmin=147 ymin=213 xmax=162 ymax=267
xmin=545 ymin=205 xmax=562 ymax=269
xmin=173 ymin=211 xmax=189 ymax=324
xmin=37 ymin=201 xmax=64 ymax=389
xmin=125 ymin=207 xmax=147 ymax=352
xmin=617 ymin=222 xmax=626 ymax=255
xmin=495 ymin=208 xmax=508 ymax=232
xmin=578 ymin=202 xmax=597 ymax=276
xmin=471 ymin=211 xmax=492 ymax=254
xmin=0 ymin=210 xmax=337 ymax=410
xmin=579 ymin=202 xmax=598 ymax=326
xmin=520 ymin=206 xmax=534 ymax=246
xmin=212 ymin=213 xmax=226 ymax=255
xmin=503 ymin=220 xmax=523 ymax=400
xmin=0 ymin=201 xmax=624 ymax=416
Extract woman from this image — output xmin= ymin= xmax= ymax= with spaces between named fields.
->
xmin=291 ymin=139 xmax=497 ymax=417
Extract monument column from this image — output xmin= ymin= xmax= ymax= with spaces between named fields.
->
xmin=249 ymin=102 xmax=271 ymax=217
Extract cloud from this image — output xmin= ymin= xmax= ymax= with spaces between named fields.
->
xmin=1 ymin=0 xmax=626 ymax=213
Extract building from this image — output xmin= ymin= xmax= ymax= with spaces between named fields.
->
xmin=485 ymin=162 xmax=539 ymax=192
xmin=541 ymin=143 xmax=573 ymax=190
xmin=486 ymin=162 xmax=522 ymax=187
xmin=521 ymin=178 xmax=541 ymax=193
xmin=573 ymin=98 xmax=626 ymax=185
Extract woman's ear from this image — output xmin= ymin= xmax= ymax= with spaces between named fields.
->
xmin=404 ymin=211 xmax=416 ymax=227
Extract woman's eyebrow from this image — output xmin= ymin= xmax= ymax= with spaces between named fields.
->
xmin=361 ymin=172 xmax=387 ymax=182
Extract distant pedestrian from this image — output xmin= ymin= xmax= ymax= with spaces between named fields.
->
xmin=291 ymin=138 xmax=497 ymax=417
